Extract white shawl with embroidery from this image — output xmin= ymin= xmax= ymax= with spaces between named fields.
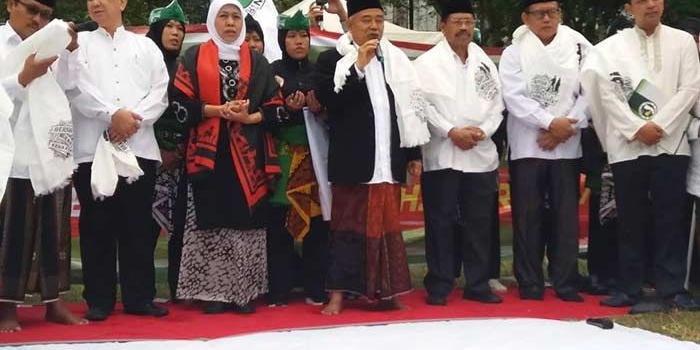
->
xmin=333 ymin=33 xmax=431 ymax=148
xmin=0 ymin=19 xmax=75 ymax=196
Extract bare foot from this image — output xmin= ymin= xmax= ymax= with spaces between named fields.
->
xmin=0 ymin=302 xmax=21 ymax=333
xmin=45 ymin=300 xmax=88 ymax=326
xmin=376 ymin=297 xmax=406 ymax=311
xmin=321 ymin=291 xmax=343 ymax=315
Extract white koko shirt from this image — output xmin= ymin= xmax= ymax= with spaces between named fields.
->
xmin=71 ymin=26 xmax=169 ymax=164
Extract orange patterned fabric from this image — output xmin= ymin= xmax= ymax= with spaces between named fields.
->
xmin=285 ymin=145 xmax=321 ymax=241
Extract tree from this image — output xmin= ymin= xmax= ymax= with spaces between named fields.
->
xmin=1 ymin=0 xmax=698 ymax=43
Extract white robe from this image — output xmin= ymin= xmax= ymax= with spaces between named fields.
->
xmin=414 ymin=39 xmax=504 ymax=173
xmin=581 ymin=25 xmax=700 ymax=165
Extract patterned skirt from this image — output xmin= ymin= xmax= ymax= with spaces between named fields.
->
xmin=176 ymin=185 xmax=267 ymax=305
xmin=152 ymin=167 xmax=183 ymax=235
xmin=325 ymin=183 xmax=412 ymax=300
xmin=0 ymin=179 xmax=72 ymax=303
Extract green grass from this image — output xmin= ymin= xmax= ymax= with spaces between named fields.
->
xmin=58 ymin=235 xmax=700 ymax=343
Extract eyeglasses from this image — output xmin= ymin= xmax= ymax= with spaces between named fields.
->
xmin=16 ymin=0 xmax=53 ymax=21
xmin=526 ymin=8 xmax=561 ymax=20
xmin=447 ymin=19 xmax=479 ymax=28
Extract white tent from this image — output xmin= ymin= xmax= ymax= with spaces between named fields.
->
xmin=282 ymin=0 xmax=443 ymax=58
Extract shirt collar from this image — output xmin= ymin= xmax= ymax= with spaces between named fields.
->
xmin=95 ymin=25 xmax=126 ymax=38
xmin=442 ymin=40 xmax=469 ymax=67
xmin=634 ymin=24 xmax=661 ymax=39
xmin=0 ymin=22 xmax=23 ymax=47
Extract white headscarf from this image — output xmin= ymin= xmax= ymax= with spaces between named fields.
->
xmin=206 ymin=0 xmax=247 ymax=60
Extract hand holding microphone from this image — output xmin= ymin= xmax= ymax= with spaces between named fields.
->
xmin=356 ymin=39 xmax=381 ymax=72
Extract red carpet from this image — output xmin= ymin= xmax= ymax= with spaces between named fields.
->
xmin=2 ymin=289 xmax=628 ymax=345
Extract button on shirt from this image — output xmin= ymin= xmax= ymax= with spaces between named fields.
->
xmin=355 ymin=57 xmax=394 ymax=184
xmin=0 ymin=23 xmax=80 ymax=178
xmin=71 ymin=26 xmax=168 ymax=164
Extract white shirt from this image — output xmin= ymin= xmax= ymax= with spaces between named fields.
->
xmin=500 ymin=43 xmax=588 ymax=161
xmin=583 ymin=25 xmax=700 ymax=165
xmin=0 ymin=23 xmax=79 ymax=179
xmin=355 ymin=57 xmax=394 ymax=184
xmin=414 ymin=40 xmax=504 ymax=173
xmin=685 ymin=41 xmax=700 ymax=197
xmin=71 ymin=26 xmax=168 ymax=164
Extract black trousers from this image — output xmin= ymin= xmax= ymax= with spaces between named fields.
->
xmin=586 ymin=191 xmax=619 ymax=285
xmin=611 ymin=155 xmax=691 ymax=298
xmin=692 ymin=198 xmax=700 ymax=285
xmin=453 ymin=191 xmax=501 ymax=279
xmin=266 ymin=205 xmax=329 ymax=301
xmin=509 ymin=158 xmax=580 ymax=295
xmin=422 ymin=169 xmax=497 ymax=297
xmin=75 ymin=158 xmax=158 ymax=310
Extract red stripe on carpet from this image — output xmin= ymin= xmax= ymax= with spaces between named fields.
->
xmin=2 ymin=289 xmax=628 ymax=345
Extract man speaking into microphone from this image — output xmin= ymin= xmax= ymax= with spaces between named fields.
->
xmin=313 ymin=0 xmax=430 ymax=315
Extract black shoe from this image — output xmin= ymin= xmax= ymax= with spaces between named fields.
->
xmin=519 ymin=287 xmax=544 ymax=301
xmin=203 ymin=301 xmax=228 ymax=314
xmin=668 ymin=293 xmax=700 ymax=311
xmin=124 ymin=303 xmax=169 ymax=317
xmin=557 ymin=292 xmax=584 ymax=302
xmin=629 ymin=300 xmax=669 ymax=314
xmin=600 ymin=293 xmax=636 ymax=308
xmin=426 ymin=294 xmax=447 ymax=306
xmin=463 ymin=290 xmax=503 ymax=304
xmin=85 ymin=307 xmax=111 ymax=321
xmin=232 ymin=302 xmax=256 ymax=314
xmin=587 ymin=284 xmax=609 ymax=296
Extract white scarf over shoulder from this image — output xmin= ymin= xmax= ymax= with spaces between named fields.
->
xmin=333 ymin=33 xmax=431 ymax=148
xmin=512 ymin=24 xmax=591 ymax=119
xmin=0 ymin=19 xmax=75 ymax=196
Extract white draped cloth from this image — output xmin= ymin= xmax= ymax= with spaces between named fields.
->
xmin=500 ymin=24 xmax=591 ymax=161
xmin=333 ymin=33 xmax=431 ymax=148
xmin=90 ymin=130 xmax=144 ymax=200
xmin=414 ymin=39 xmax=504 ymax=173
xmin=0 ymin=20 xmax=76 ymax=196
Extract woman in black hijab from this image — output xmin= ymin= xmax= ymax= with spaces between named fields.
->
xmin=145 ymin=0 xmax=188 ymax=303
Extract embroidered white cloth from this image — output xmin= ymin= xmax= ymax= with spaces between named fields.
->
xmin=333 ymin=33 xmax=430 ymax=148
xmin=414 ymin=39 xmax=504 ymax=173
xmin=0 ymin=19 xmax=75 ymax=196
xmin=0 ymin=83 xmax=13 ymax=200
xmin=500 ymin=24 xmax=591 ymax=161
xmin=90 ymin=130 xmax=144 ymax=200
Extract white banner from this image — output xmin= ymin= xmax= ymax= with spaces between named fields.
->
xmin=242 ymin=0 xmax=283 ymax=62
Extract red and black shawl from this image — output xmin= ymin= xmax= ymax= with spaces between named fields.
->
xmin=174 ymin=40 xmax=282 ymax=211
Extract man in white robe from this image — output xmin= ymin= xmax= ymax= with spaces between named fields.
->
xmin=71 ymin=0 xmax=169 ymax=321
xmin=500 ymin=0 xmax=590 ymax=303
xmin=414 ymin=0 xmax=504 ymax=306
xmin=582 ymin=0 xmax=700 ymax=312
xmin=0 ymin=0 xmax=86 ymax=333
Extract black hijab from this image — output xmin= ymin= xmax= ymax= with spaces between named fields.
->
xmin=146 ymin=19 xmax=186 ymax=79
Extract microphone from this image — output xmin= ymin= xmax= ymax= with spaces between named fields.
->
xmin=375 ymin=44 xmax=383 ymax=63
xmin=74 ymin=21 xmax=98 ymax=32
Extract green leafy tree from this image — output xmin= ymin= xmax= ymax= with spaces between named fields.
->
xmin=1 ymin=0 xmax=698 ymax=42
